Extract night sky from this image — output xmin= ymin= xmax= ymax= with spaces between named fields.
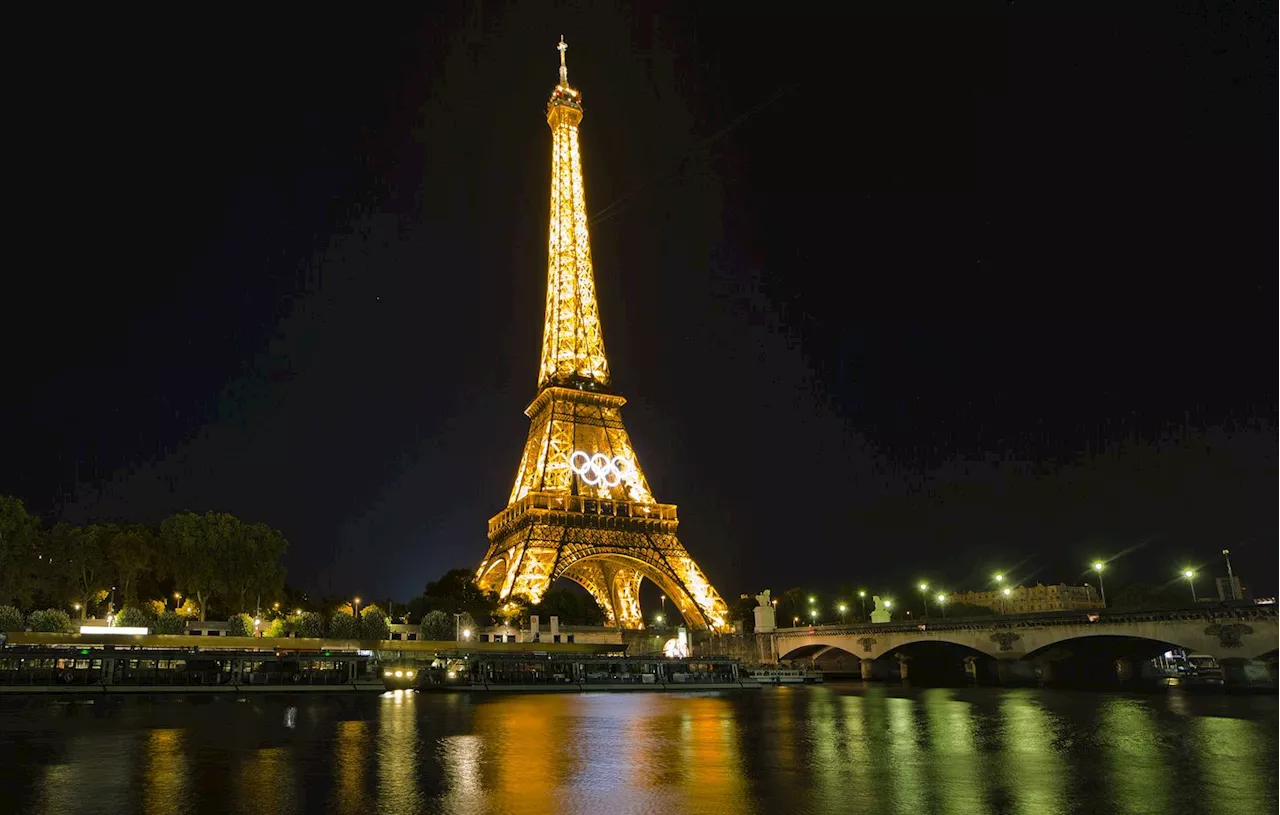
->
xmin=6 ymin=3 xmax=1275 ymax=607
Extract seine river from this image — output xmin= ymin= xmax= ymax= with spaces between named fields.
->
xmin=0 ymin=684 xmax=1274 ymax=814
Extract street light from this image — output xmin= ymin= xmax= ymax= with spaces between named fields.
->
xmin=655 ymin=613 xmax=665 ymax=626
xmin=919 ymin=583 xmax=929 ymax=619
xmin=1222 ymin=549 xmax=1237 ymax=600
xmin=1000 ymin=587 xmax=1011 ymax=615
xmin=858 ymin=590 xmax=867 ymax=620
xmin=838 ymin=603 xmax=847 ymax=624
xmin=994 ymin=573 xmax=1004 ymax=585
xmin=461 ymin=628 xmax=472 ymax=641
xmin=1183 ymin=569 xmax=1198 ymax=602
xmin=793 ymin=616 xmax=799 ymax=627
xmin=809 ymin=608 xmax=818 ymax=626
xmin=1092 ymin=562 xmax=1107 ymax=606
xmin=936 ymin=593 xmax=947 ymax=618
xmin=660 ymin=595 xmax=666 ymax=615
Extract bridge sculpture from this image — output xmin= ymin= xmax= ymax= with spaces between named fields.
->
xmin=772 ymin=605 xmax=1278 ymax=682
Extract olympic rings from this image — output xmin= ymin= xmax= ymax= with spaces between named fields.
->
xmin=569 ymin=450 xmax=633 ymax=488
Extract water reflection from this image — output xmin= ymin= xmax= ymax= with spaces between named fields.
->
xmin=924 ymin=689 xmax=985 ymax=815
xmin=331 ymin=719 xmax=368 ymax=815
xmin=233 ymin=745 xmax=294 ymax=815
xmin=1192 ymin=714 xmax=1274 ymax=813
xmin=38 ymin=731 xmax=138 ymax=814
xmin=0 ymin=686 xmax=1274 ymax=814
xmin=377 ymin=691 xmax=422 ymax=814
xmin=1098 ymin=697 xmax=1173 ymax=815
xmin=143 ymin=729 xmax=188 ymax=815
xmin=999 ymin=692 xmax=1068 ymax=815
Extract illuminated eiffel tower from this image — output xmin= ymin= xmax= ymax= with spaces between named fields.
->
xmin=475 ymin=37 xmax=730 ymax=631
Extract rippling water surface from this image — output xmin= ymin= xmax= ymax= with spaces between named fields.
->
xmin=0 ymin=685 xmax=1274 ymax=814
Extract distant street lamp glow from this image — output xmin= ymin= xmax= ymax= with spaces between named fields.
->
xmin=919 ymin=583 xmax=930 ymax=619
xmin=1000 ymin=587 xmax=1011 ymax=614
xmin=1183 ymin=569 xmax=1198 ymax=602
xmin=838 ymin=603 xmax=847 ymax=624
xmin=936 ymin=594 xmax=947 ymax=618
xmin=1092 ymin=562 xmax=1107 ymax=606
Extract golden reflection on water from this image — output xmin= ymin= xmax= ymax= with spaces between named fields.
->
xmin=674 ymin=695 xmax=749 ymax=813
xmin=332 ymin=719 xmax=368 ymax=815
xmin=1098 ymin=697 xmax=1173 ymax=815
xmin=999 ymin=692 xmax=1068 ymax=815
xmin=1192 ymin=714 xmax=1272 ymax=813
xmin=233 ymin=745 xmax=294 ymax=815
xmin=377 ymin=691 xmax=422 ymax=815
xmin=469 ymin=693 xmax=560 ymax=815
xmin=142 ymin=729 xmax=188 ymax=815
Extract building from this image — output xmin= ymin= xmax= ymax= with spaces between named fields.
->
xmin=947 ymin=583 xmax=1105 ymax=615
xmin=476 ymin=615 xmax=623 ymax=647
xmin=1215 ymin=576 xmax=1247 ymax=601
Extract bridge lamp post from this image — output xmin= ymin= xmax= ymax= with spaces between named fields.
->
xmin=994 ymin=573 xmax=1004 ymax=586
xmin=1000 ymin=587 xmax=1011 ymax=615
xmin=1183 ymin=570 xmax=1197 ymax=602
xmin=918 ymin=583 xmax=929 ymax=619
xmin=809 ymin=609 xmax=818 ymax=627
xmin=1092 ymin=562 xmax=1107 ymax=607
xmin=838 ymin=603 xmax=847 ymax=624
xmin=936 ymin=594 xmax=947 ymax=618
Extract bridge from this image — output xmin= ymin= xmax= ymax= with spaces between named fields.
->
xmin=770 ymin=605 xmax=1278 ymax=683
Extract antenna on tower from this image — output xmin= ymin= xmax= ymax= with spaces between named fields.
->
xmin=557 ymin=35 xmax=569 ymax=85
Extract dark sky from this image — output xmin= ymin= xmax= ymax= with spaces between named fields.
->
xmin=6 ymin=2 xmax=1275 ymax=608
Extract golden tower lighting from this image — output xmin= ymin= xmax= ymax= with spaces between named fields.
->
xmin=473 ymin=36 xmax=730 ymax=631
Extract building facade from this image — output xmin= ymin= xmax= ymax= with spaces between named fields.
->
xmin=947 ymin=583 xmax=1105 ymax=615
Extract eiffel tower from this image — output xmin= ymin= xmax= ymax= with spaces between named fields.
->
xmin=475 ymin=36 xmax=731 ymax=631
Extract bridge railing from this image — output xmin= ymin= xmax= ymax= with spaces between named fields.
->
xmin=772 ymin=602 xmax=1277 ymax=636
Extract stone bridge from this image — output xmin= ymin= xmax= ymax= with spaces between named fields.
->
xmin=772 ymin=605 xmax=1278 ymax=681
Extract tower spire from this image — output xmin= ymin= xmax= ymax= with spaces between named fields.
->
xmin=540 ymin=35 xmax=610 ymax=391
xmin=557 ymin=34 xmax=569 ymax=86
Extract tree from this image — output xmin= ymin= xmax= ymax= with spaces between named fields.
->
xmin=0 ymin=605 xmax=23 ymax=632
xmin=115 ymin=606 xmax=151 ymax=628
xmin=107 ymin=524 xmax=155 ymax=607
xmin=360 ymin=607 xmax=390 ymax=640
xmin=329 ymin=611 xmax=358 ymax=639
xmin=153 ymin=610 xmax=186 ymax=635
xmin=527 ymin=587 xmax=606 ymax=626
xmin=420 ymin=609 xmax=452 ymax=641
xmin=47 ymin=523 xmax=109 ymax=618
xmin=161 ymin=512 xmax=230 ymax=621
xmin=422 ymin=568 xmax=499 ymax=623
xmin=730 ymin=595 xmax=758 ymax=634
xmin=222 ymin=520 xmax=288 ymax=614
xmin=293 ymin=611 xmax=324 ymax=638
xmin=227 ymin=613 xmax=254 ymax=637
xmin=28 ymin=608 xmax=72 ymax=633
xmin=0 ymin=496 xmax=40 ymax=607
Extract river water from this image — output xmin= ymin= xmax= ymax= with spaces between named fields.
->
xmin=0 ymin=684 xmax=1274 ymax=814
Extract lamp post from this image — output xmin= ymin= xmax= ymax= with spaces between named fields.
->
xmin=838 ymin=603 xmax=847 ymax=624
xmin=660 ymin=595 xmax=666 ymax=616
xmin=793 ymin=616 xmax=799 ymax=627
xmin=173 ymin=592 xmax=182 ymax=610
xmin=936 ymin=593 xmax=947 ymax=618
xmin=1092 ymin=562 xmax=1106 ymax=607
xmin=858 ymin=590 xmax=867 ymax=620
xmin=1000 ymin=587 xmax=1011 ymax=615
xmin=1221 ymin=549 xmax=1236 ymax=600
xmin=918 ymin=583 xmax=929 ymax=620
xmin=1183 ymin=569 xmax=1198 ymax=602
xmin=454 ymin=612 xmax=462 ymax=641
xmin=809 ymin=609 xmax=818 ymax=627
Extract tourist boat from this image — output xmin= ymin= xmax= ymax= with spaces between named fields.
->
xmin=744 ymin=666 xmax=822 ymax=685
xmin=380 ymin=663 xmax=421 ymax=691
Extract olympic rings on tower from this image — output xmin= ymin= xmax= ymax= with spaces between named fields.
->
xmin=569 ymin=450 xmax=633 ymax=488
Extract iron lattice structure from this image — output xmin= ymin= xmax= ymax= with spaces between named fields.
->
xmin=475 ymin=38 xmax=730 ymax=631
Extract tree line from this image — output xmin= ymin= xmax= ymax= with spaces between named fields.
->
xmin=0 ymin=495 xmax=286 ymax=622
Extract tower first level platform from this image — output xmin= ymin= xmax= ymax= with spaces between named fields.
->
xmin=477 ymin=387 xmax=728 ymax=631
